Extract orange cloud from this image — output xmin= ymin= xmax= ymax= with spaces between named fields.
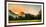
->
xmin=9 ymin=5 xmax=25 ymax=16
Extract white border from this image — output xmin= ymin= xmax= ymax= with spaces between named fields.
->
xmin=7 ymin=2 xmax=43 ymax=25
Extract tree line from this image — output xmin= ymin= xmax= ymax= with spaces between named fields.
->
xmin=9 ymin=10 xmax=41 ymax=21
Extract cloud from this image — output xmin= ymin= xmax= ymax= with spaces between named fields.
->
xmin=8 ymin=4 xmax=40 ymax=16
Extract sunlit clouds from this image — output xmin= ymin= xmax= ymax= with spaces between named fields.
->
xmin=8 ymin=4 xmax=41 ymax=16
xmin=8 ymin=5 xmax=25 ymax=16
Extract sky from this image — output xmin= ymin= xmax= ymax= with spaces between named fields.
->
xmin=8 ymin=3 xmax=41 ymax=16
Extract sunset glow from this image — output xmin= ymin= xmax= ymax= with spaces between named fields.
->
xmin=8 ymin=4 xmax=41 ymax=16
xmin=9 ymin=5 xmax=25 ymax=16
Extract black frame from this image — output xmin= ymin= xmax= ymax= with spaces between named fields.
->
xmin=5 ymin=1 xmax=44 ymax=26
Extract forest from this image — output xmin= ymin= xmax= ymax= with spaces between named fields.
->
xmin=9 ymin=10 xmax=41 ymax=21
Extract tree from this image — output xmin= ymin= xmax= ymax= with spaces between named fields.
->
xmin=35 ymin=10 xmax=41 ymax=20
xmin=38 ymin=10 xmax=41 ymax=20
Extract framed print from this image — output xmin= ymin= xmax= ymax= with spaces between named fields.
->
xmin=5 ymin=1 xmax=44 ymax=26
